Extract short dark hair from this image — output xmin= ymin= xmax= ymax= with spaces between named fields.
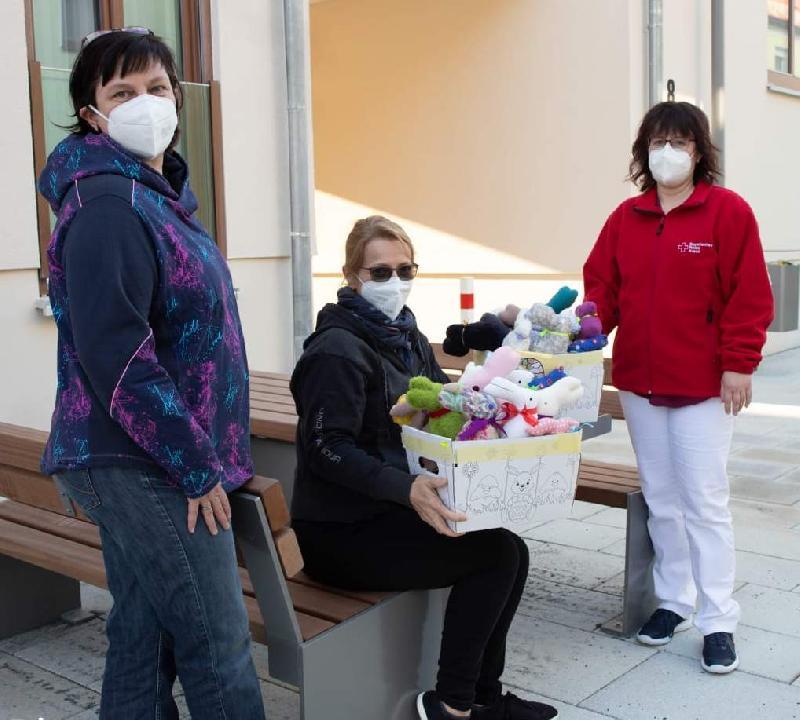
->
xmin=628 ymin=101 xmax=721 ymax=192
xmin=68 ymin=31 xmax=182 ymax=136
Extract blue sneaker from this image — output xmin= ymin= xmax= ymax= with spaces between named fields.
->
xmin=702 ymin=632 xmax=739 ymax=674
xmin=636 ymin=609 xmax=693 ymax=646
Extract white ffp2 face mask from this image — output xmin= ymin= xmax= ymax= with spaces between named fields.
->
xmin=359 ymin=275 xmax=413 ymax=320
xmin=91 ymin=94 xmax=178 ymax=160
xmin=648 ymin=143 xmax=694 ymax=187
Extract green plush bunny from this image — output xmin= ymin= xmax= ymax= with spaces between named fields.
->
xmin=405 ymin=376 xmax=467 ymax=440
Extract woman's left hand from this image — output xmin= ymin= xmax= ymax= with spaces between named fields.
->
xmin=721 ymin=371 xmax=752 ymax=416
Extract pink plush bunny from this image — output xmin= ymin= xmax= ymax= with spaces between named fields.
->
xmin=459 ymin=346 xmax=521 ymax=391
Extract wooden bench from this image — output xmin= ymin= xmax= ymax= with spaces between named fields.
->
xmin=252 ymin=345 xmax=652 ymax=636
xmin=0 ymin=423 xmax=446 ymax=720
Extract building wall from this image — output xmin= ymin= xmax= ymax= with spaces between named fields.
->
xmin=725 ymin=2 xmax=800 ymax=353
xmin=0 ymin=1 xmax=54 ymax=430
xmin=309 ymin=0 xmax=643 ymax=339
xmin=0 ymin=0 xmax=295 ymax=432
xmin=212 ymin=0 xmax=295 ymax=372
xmin=311 ymin=0 xmax=800 ymax=354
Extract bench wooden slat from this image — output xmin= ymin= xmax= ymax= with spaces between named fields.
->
xmin=579 ymin=461 xmax=640 ymax=482
xmin=574 ymin=484 xmax=630 ymax=509
xmin=0 ymin=500 xmax=100 ymax=549
xmin=0 ymin=517 xmax=107 ymax=588
xmin=238 ymin=568 xmax=372 ymax=623
xmin=243 ymin=595 xmax=333 ymax=642
xmin=249 ymin=393 xmax=297 ymax=410
xmin=0 ymin=466 xmax=76 ymax=516
xmin=250 ymin=383 xmax=293 ymax=398
xmin=0 ymin=422 xmax=49 ymax=474
xmin=286 ymin=580 xmax=370 ymax=623
xmin=599 ymin=388 xmax=624 ymax=420
xmin=249 ymin=375 xmax=292 ymax=389
xmin=273 ymin=527 xmax=304 ymax=578
xmin=239 ymin=477 xmax=291 ymax=533
xmin=250 ymin=412 xmax=297 ymax=442
xmin=292 ymin=570 xmax=391 ymax=606
xmin=603 ymin=357 xmax=613 ymax=385
xmin=250 ymin=371 xmax=293 ymax=382
xmin=430 ymin=343 xmax=470 ymax=373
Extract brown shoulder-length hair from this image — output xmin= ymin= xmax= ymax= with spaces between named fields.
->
xmin=628 ymin=101 xmax=721 ymax=192
xmin=343 ymin=215 xmax=415 ymax=282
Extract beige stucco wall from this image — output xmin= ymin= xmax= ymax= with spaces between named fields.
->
xmin=311 ymin=0 xmax=799 ymax=353
xmin=724 ymin=2 xmax=800 ymax=354
xmin=309 ymin=0 xmax=643 ymax=339
xmin=0 ymin=1 xmax=55 ymax=429
xmin=212 ymin=0 xmax=295 ymax=372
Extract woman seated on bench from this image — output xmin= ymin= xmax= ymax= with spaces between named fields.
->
xmin=290 ymin=216 xmax=556 ymax=720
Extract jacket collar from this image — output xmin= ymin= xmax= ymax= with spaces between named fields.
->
xmin=632 ymin=180 xmax=714 ymax=216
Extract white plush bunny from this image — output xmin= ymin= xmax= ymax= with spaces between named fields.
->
xmin=506 ymin=368 xmax=534 ymax=387
xmin=484 ymin=377 xmax=539 ymax=439
xmin=533 ymin=376 xmax=584 ymax=417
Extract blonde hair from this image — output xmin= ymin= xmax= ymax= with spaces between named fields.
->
xmin=343 ymin=215 xmax=415 ymax=282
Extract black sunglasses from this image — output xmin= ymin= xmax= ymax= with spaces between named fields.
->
xmin=361 ymin=263 xmax=419 ymax=282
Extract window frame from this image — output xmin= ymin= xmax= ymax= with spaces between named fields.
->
xmin=767 ymin=0 xmax=800 ymax=95
xmin=23 ymin=0 xmax=226 ymax=290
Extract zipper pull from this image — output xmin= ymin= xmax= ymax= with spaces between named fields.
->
xmin=656 ymin=216 xmax=665 ymax=236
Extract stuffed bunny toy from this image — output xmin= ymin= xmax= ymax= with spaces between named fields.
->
xmin=457 ymin=346 xmax=520 ymax=392
xmin=483 ymin=377 xmax=539 ymax=439
xmin=532 ymin=376 xmax=584 ymax=417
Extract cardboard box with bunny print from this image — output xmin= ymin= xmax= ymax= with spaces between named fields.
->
xmin=402 ymin=426 xmax=582 ymax=534
xmin=517 ymin=349 xmax=604 ymax=424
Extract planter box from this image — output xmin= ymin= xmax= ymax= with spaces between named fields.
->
xmin=402 ymin=425 xmax=582 ymax=535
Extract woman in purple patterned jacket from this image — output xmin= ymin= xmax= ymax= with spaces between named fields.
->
xmin=39 ymin=29 xmax=265 ymax=719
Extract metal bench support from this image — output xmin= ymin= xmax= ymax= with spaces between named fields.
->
xmin=0 ymin=554 xmax=81 ymax=640
xmin=301 ymin=588 xmax=447 ymax=720
xmin=621 ymin=490 xmax=657 ymax=636
xmin=230 ymin=491 xmax=304 ymax=685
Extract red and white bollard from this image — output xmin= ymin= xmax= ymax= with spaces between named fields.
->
xmin=460 ymin=277 xmax=474 ymax=324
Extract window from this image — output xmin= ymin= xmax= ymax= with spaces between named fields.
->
xmin=767 ymin=0 xmax=800 ymax=92
xmin=24 ymin=0 xmax=226 ymax=286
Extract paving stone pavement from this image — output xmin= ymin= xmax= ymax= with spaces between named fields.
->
xmin=1 ymin=348 xmax=799 ymax=719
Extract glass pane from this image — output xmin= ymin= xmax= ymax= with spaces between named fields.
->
xmin=177 ymin=82 xmax=216 ymax=241
xmin=768 ymin=0 xmax=790 ymax=72
xmin=33 ymin=0 xmax=100 ymax=68
xmin=795 ymin=0 xmax=800 ymax=76
xmin=123 ymin=0 xmax=183 ymax=78
xmin=41 ymin=67 xmax=75 ymax=154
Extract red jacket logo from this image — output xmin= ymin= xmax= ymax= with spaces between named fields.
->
xmin=677 ymin=242 xmax=713 ymax=254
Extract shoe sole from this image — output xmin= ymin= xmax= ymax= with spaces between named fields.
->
xmin=636 ymin=616 xmax=694 ymax=646
xmin=702 ymin=656 xmax=739 ymax=674
xmin=416 ymin=692 xmax=429 ymax=720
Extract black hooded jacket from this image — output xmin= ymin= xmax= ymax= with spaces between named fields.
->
xmin=290 ymin=303 xmax=448 ymax=523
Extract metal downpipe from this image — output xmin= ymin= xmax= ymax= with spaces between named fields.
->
xmin=284 ymin=0 xmax=314 ymax=361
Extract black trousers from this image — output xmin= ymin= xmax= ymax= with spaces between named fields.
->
xmin=294 ymin=506 xmax=529 ymax=712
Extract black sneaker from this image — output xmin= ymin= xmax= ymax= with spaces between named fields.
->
xmin=636 ymin=609 xmax=693 ymax=646
xmin=417 ymin=691 xmax=469 ymax=719
xmin=702 ymin=632 xmax=739 ymax=674
xmin=473 ymin=691 xmax=558 ymax=719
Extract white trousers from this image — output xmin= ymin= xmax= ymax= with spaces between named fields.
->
xmin=620 ymin=392 xmax=740 ymax=635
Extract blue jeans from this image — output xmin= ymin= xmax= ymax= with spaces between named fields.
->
xmin=56 ymin=466 xmax=266 ymax=720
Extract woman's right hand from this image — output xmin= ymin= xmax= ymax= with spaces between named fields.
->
xmin=410 ymin=475 xmax=467 ymax=538
xmin=187 ymin=482 xmax=232 ymax=536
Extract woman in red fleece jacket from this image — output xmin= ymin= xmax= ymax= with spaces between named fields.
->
xmin=584 ymin=102 xmax=773 ymax=674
